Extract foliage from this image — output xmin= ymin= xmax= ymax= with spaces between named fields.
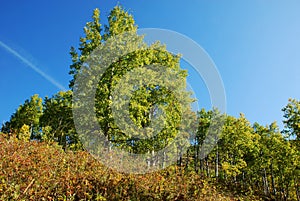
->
xmin=18 ymin=124 xmax=31 ymax=142
xmin=70 ymin=5 xmax=193 ymax=154
xmin=283 ymin=98 xmax=300 ymax=141
xmin=1 ymin=94 xmax=43 ymax=139
xmin=0 ymin=135 xmax=255 ymax=200
xmin=40 ymin=90 xmax=82 ymax=150
xmin=189 ymin=110 xmax=299 ymax=200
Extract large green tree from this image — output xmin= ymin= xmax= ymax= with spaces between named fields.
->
xmin=70 ymin=5 xmax=193 ymax=160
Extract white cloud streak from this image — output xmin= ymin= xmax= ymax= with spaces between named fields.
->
xmin=0 ymin=40 xmax=66 ymax=91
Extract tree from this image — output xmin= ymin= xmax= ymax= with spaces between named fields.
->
xmin=192 ymin=109 xmax=224 ymax=176
xmin=40 ymin=91 xmax=81 ymax=150
xmin=70 ymin=5 xmax=194 ymax=160
xmin=1 ymin=94 xmax=43 ymax=140
xmin=282 ymin=99 xmax=300 ymax=199
xmin=219 ymin=114 xmax=258 ymax=183
xmin=282 ymin=98 xmax=300 ymax=141
xmin=250 ymin=121 xmax=300 ymax=200
xmin=69 ymin=8 xmax=102 ymax=89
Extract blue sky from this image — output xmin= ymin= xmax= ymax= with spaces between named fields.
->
xmin=1 ymin=0 xmax=300 ymax=129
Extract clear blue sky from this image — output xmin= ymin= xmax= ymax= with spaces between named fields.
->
xmin=1 ymin=0 xmax=300 ymax=129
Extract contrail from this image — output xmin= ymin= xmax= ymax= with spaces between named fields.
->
xmin=0 ymin=40 xmax=66 ymax=91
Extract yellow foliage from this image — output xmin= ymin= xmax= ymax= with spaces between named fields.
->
xmin=18 ymin=124 xmax=31 ymax=141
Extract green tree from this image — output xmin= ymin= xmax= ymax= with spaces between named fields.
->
xmin=282 ymin=98 xmax=300 ymax=200
xmin=40 ymin=91 xmax=82 ymax=150
xmin=1 ymin=94 xmax=43 ymax=140
xmin=70 ymin=5 xmax=193 ymax=160
xmin=69 ymin=8 xmax=102 ymax=89
xmin=250 ymin=121 xmax=300 ymax=200
xmin=219 ymin=114 xmax=258 ymax=183
xmin=282 ymin=98 xmax=300 ymax=141
xmin=192 ymin=109 xmax=224 ymax=177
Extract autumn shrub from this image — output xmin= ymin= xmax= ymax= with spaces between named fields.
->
xmin=0 ymin=135 xmax=259 ymax=200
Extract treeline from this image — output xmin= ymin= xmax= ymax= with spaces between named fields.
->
xmin=190 ymin=107 xmax=299 ymax=200
xmin=1 ymin=5 xmax=299 ymax=200
xmin=1 ymin=93 xmax=299 ymax=200
xmin=1 ymin=91 xmax=81 ymax=150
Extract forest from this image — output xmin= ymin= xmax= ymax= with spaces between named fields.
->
xmin=1 ymin=5 xmax=299 ymax=201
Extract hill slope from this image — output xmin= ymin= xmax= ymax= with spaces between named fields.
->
xmin=0 ymin=135 xmax=261 ymax=200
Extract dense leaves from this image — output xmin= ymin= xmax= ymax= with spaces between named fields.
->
xmin=1 ymin=94 xmax=42 ymax=140
xmin=283 ymin=98 xmax=300 ymax=141
xmin=0 ymin=135 xmax=254 ymax=200
xmin=40 ymin=91 xmax=82 ymax=150
xmin=69 ymin=5 xmax=193 ymax=155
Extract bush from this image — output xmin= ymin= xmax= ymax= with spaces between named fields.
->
xmin=0 ymin=135 xmax=258 ymax=200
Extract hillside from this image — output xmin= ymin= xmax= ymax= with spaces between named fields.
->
xmin=0 ymin=134 xmax=261 ymax=200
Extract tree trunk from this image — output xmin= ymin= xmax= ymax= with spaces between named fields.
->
xmin=162 ymin=151 xmax=166 ymax=169
xmin=205 ymin=157 xmax=210 ymax=177
xmin=151 ymin=149 xmax=156 ymax=167
xmin=194 ymin=144 xmax=199 ymax=173
xmin=177 ymin=146 xmax=182 ymax=167
xmin=147 ymin=150 xmax=151 ymax=168
xmin=185 ymin=148 xmax=190 ymax=170
xmin=200 ymin=159 xmax=204 ymax=174
xmin=215 ymin=144 xmax=219 ymax=178
xmin=262 ymin=168 xmax=270 ymax=196
xmin=295 ymin=177 xmax=300 ymax=201
xmin=270 ymin=163 xmax=276 ymax=198
xmin=30 ymin=122 xmax=33 ymax=139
